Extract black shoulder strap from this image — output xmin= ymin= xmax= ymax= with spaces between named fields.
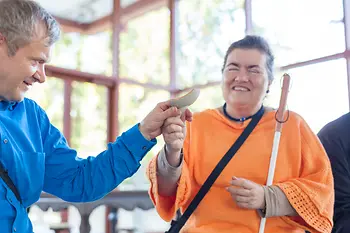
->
xmin=165 ymin=109 xmax=264 ymax=233
xmin=0 ymin=162 xmax=22 ymax=203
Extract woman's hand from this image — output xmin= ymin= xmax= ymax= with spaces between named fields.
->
xmin=162 ymin=108 xmax=192 ymax=166
xmin=226 ymin=176 xmax=266 ymax=210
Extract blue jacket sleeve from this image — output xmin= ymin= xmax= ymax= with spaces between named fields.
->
xmin=38 ymin=107 xmax=156 ymax=202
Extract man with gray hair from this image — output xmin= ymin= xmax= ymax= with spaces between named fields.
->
xmin=0 ymin=0 xmax=192 ymax=232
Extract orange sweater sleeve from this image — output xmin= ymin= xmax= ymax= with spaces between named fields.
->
xmin=276 ymin=119 xmax=334 ymax=233
xmin=146 ymin=121 xmax=193 ymax=222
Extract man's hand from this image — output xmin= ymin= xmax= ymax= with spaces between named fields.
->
xmin=139 ymin=101 xmax=191 ymax=140
xmin=226 ymin=176 xmax=265 ymax=210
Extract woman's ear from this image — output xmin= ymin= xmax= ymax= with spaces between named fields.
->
xmin=266 ymin=80 xmax=272 ymax=94
xmin=0 ymin=33 xmax=6 ymax=44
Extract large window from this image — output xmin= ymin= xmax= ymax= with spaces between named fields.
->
xmin=120 ymin=8 xmax=170 ymax=85
xmin=266 ymin=59 xmax=349 ymax=132
xmin=177 ymin=0 xmax=246 ymax=88
xmin=26 ymin=77 xmax=64 ymax=131
xmin=70 ymin=82 xmax=108 ymax=158
xmin=252 ymin=0 xmax=345 ymax=67
xmin=50 ymin=32 xmax=82 ymax=70
xmin=79 ymin=31 xmax=113 ymax=76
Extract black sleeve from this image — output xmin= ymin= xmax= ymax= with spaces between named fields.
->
xmin=318 ymin=124 xmax=350 ymax=232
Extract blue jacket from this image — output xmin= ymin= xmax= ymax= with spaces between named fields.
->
xmin=0 ymin=98 xmax=156 ymax=233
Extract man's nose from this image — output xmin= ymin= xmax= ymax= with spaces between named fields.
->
xmin=34 ymin=64 xmax=46 ymax=83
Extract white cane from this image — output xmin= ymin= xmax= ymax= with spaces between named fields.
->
xmin=258 ymin=73 xmax=291 ymax=233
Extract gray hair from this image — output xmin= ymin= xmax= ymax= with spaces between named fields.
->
xmin=0 ymin=0 xmax=61 ymax=56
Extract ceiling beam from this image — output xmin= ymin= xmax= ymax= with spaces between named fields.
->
xmin=54 ymin=16 xmax=88 ymax=34
xmin=121 ymin=0 xmax=166 ymax=23
xmin=85 ymin=15 xmax=112 ymax=34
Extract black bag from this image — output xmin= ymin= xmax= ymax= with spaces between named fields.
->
xmin=165 ymin=109 xmax=264 ymax=233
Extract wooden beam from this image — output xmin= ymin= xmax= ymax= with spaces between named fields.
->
xmin=106 ymin=2 xmax=121 ymax=230
xmin=45 ymin=65 xmax=115 ymax=87
xmin=45 ymin=65 xmax=172 ymax=90
xmin=121 ymin=0 xmax=166 ymax=23
xmin=174 ymin=81 xmax=222 ymax=95
xmin=54 ymin=16 xmax=88 ymax=34
xmin=85 ymin=15 xmax=112 ymax=34
xmin=63 ymin=80 xmax=72 ymax=145
xmin=107 ymin=0 xmax=121 ymax=144
xmin=279 ymin=52 xmax=349 ymax=71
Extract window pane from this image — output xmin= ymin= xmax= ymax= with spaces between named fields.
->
xmin=252 ymin=0 xmax=345 ymax=66
xmin=265 ymin=60 xmax=349 ymax=133
xmin=79 ymin=31 xmax=112 ymax=76
xmin=177 ymin=0 xmax=246 ymax=88
xmin=121 ymin=0 xmax=139 ymax=8
xmin=26 ymin=78 xmax=64 ymax=131
xmin=70 ymin=82 xmax=108 ymax=158
xmin=51 ymin=31 xmax=112 ymax=76
xmin=120 ymin=8 xmax=170 ymax=85
xmin=50 ymin=32 xmax=81 ymax=70
xmin=118 ymin=84 xmax=170 ymax=190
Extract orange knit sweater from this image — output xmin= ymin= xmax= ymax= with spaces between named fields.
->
xmin=147 ymin=109 xmax=334 ymax=233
